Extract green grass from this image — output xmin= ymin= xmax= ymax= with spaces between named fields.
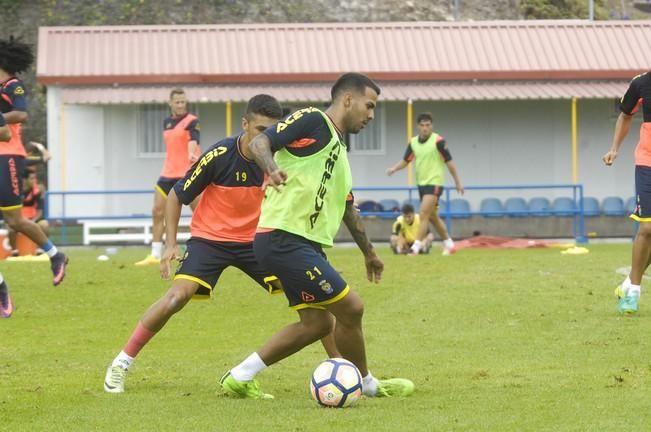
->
xmin=1 ymin=244 xmax=650 ymax=431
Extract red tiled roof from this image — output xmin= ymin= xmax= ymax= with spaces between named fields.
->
xmin=60 ymin=80 xmax=628 ymax=104
xmin=38 ymin=20 xmax=651 ymax=86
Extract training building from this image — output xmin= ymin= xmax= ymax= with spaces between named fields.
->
xmin=37 ymin=20 xmax=649 ymax=221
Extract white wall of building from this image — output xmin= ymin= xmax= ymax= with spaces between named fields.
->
xmin=350 ymin=99 xmax=639 ymax=209
xmin=46 ymin=95 xmax=641 ymax=218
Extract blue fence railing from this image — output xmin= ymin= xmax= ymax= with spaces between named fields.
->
xmin=349 ymin=184 xmax=586 ymax=243
xmin=45 ymin=184 xmax=587 ymax=243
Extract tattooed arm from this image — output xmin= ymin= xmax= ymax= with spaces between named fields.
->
xmin=249 ymin=133 xmax=287 ymax=189
xmin=342 ymin=201 xmax=384 ymax=283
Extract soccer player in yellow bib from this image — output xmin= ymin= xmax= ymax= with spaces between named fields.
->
xmin=390 ymin=203 xmax=434 ymax=254
xmin=387 ymin=112 xmax=464 ymax=256
xmin=219 ymin=73 xmax=414 ymax=400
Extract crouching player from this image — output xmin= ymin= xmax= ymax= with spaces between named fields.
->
xmin=390 ymin=203 xmax=434 ymax=254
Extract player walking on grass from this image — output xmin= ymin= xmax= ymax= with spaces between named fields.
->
xmin=0 ymin=38 xmax=67 ymax=298
xmin=220 ymin=73 xmax=414 ymax=400
xmin=386 ymin=112 xmax=464 ymax=256
xmin=104 ymin=95 xmax=339 ymax=393
xmin=135 ymin=88 xmax=201 ymax=266
xmin=603 ymin=71 xmax=651 ymax=315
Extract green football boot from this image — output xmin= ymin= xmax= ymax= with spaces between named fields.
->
xmin=219 ymin=372 xmax=274 ymax=400
xmin=374 ymin=378 xmax=415 ymax=397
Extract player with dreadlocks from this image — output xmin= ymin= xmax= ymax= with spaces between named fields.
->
xmin=0 ymin=37 xmax=68 ymax=318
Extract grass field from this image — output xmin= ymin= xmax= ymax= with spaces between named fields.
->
xmin=1 ymin=244 xmax=650 ymax=431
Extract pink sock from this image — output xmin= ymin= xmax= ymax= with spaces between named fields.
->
xmin=123 ymin=322 xmax=156 ymax=358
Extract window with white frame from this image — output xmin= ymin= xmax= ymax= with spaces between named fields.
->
xmin=347 ymin=102 xmax=385 ymax=154
xmin=137 ymin=104 xmax=199 ymax=156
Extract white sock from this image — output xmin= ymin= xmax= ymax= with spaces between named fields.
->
xmin=112 ymin=350 xmax=134 ymax=370
xmin=0 ymin=272 xmax=4 ymax=284
xmin=621 ymin=276 xmax=631 ymax=294
xmin=362 ymin=371 xmax=379 ymax=396
xmin=444 ymin=238 xmax=454 ymax=248
xmin=151 ymin=242 xmax=163 ymax=259
xmin=410 ymin=240 xmax=422 ymax=254
xmin=629 ymin=284 xmax=641 ymax=296
xmin=230 ymin=352 xmax=267 ymax=381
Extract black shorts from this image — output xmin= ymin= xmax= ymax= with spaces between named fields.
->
xmin=174 ymin=237 xmax=280 ymax=299
xmin=633 ymin=166 xmax=651 ymax=221
xmin=0 ymin=155 xmax=25 ymax=211
xmin=418 ymin=185 xmax=444 ymax=201
xmin=253 ymin=230 xmax=349 ymax=310
xmin=156 ymin=177 xmax=181 ymax=198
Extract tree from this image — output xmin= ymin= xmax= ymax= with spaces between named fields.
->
xmin=520 ymin=0 xmax=608 ymax=19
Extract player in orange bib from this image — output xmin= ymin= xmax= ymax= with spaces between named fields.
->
xmin=135 ymin=88 xmax=201 ymax=266
xmin=0 ymin=38 xmax=67 ymax=296
xmin=8 ymin=168 xmax=50 ymax=256
xmin=603 ymin=71 xmax=651 ymax=314
xmin=0 ymin=114 xmax=14 ymax=317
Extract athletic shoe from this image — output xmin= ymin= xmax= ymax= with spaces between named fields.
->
xmin=618 ymin=291 xmax=640 ymax=315
xmin=50 ymin=252 xmax=68 ymax=286
xmin=0 ymin=284 xmax=13 ymax=318
xmin=442 ymin=246 xmax=457 ymax=256
xmin=219 ymin=372 xmax=274 ymax=399
xmin=104 ymin=365 xmax=128 ymax=393
xmin=134 ymin=255 xmax=160 ymax=266
xmin=374 ymin=378 xmax=415 ymax=397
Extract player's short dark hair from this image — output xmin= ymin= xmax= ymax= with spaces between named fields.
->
xmin=330 ymin=73 xmax=381 ymax=101
xmin=0 ymin=37 xmax=34 ymax=75
xmin=169 ymin=88 xmax=185 ymax=99
xmin=401 ymin=204 xmax=415 ymax=214
xmin=417 ymin=112 xmax=433 ymax=124
xmin=245 ymin=94 xmax=283 ymax=120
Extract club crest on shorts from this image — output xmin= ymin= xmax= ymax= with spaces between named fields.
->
xmin=319 ymin=279 xmax=333 ymax=294
xmin=301 ymin=291 xmax=315 ymax=302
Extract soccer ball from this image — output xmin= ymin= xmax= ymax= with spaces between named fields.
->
xmin=310 ymin=358 xmax=363 ymax=408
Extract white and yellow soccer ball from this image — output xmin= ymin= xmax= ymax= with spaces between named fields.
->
xmin=310 ymin=358 xmax=363 ymax=408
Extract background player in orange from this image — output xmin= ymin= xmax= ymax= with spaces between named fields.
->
xmin=0 ymin=37 xmax=67 ymax=287
xmin=8 ymin=140 xmax=51 ymax=255
xmin=135 ymin=88 xmax=201 ymax=266
xmin=105 ymin=95 xmax=339 ymax=393
xmin=8 ymin=169 xmax=49 ymax=256
xmin=386 ymin=112 xmax=464 ymax=256
xmin=603 ymin=71 xmax=651 ymax=315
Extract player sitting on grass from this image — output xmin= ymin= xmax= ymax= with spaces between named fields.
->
xmin=390 ymin=203 xmax=434 ymax=254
